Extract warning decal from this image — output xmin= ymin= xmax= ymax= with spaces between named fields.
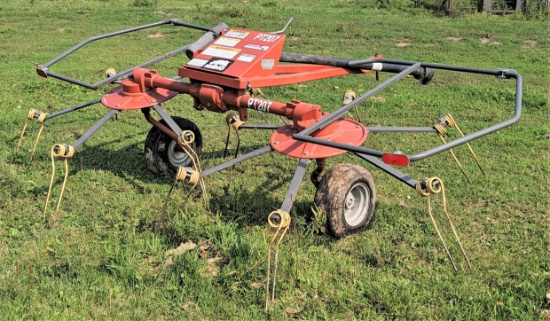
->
xmin=202 ymin=45 xmax=241 ymax=59
xmin=186 ymin=58 xmax=208 ymax=67
xmin=244 ymin=44 xmax=270 ymax=51
xmin=214 ymin=37 xmax=241 ymax=47
xmin=237 ymin=54 xmax=256 ymax=63
xmin=225 ymin=30 xmax=250 ymax=39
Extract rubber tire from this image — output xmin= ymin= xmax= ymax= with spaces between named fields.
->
xmin=314 ymin=163 xmax=376 ymax=238
xmin=144 ymin=116 xmax=202 ymax=175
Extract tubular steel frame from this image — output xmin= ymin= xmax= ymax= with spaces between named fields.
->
xmin=32 ymin=20 xmax=522 ymax=212
xmin=293 ymin=59 xmax=522 ymax=164
xmin=36 ymin=20 xmax=227 ymax=89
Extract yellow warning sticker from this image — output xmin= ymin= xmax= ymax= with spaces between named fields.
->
xmin=225 ymin=30 xmax=250 ymax=39
xmin=202 ymin=45 xmax=241 ymax=59
xmin=214 ymin=37 xmax=241 ymax=47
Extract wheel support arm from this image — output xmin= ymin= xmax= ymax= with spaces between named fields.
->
xmin=279 ymin=159 xmax=311 ymax=213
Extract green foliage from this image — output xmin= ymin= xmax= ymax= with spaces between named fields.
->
xmin=524 ymin=0 xmax=550 ymax=18
xmin=132 ymin=0 xmax=157 ymax=8
xmin=0 ymin=0 xmax=548 ymax=320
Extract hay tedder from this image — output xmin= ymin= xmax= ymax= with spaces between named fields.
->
xmin=18 ymin=19 xmax=522 ymax=304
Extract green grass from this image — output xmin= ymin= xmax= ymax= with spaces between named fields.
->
xmin=0 ymin=0 xmax=548 ymax=320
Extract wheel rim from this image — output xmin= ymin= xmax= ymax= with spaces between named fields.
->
xmin=167 ymin=140 xmax=195 ymax=168
xmin=344 ymin=182 xmax=370 ymax=227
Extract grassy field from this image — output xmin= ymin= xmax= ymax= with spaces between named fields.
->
xmin=0 ymin=0 xmax=548 ymax=320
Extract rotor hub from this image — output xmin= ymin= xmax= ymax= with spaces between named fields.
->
xmin=101 ymin=79 xmax=178 ymax=110
xmin=270 ymin=118 xmax=367 ymax=159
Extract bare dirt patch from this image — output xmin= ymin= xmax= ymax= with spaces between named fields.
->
xmin=285 ymin=307 xmax=302 ymax=314
xmin=480 ymin=36 xmax=501 ymax=45
xmin=368 ymin=96 xmax=387 ymax=103
xmin=396 ymin=39 xmax=410 ymax=47
xmin=147 ymin=32 xmax=163 ymax=38
xmin=203 ymin=257 xmax=221 ymax=277
xmin=156 ymin=11 xmax=173 ymax=17
xmin=164 ymin=241 xmax=197 ymax=267
xmin=524 ymin=40 xmax=537 ymax=46
xmin=446 ymin=36 xmax=461 ymax=42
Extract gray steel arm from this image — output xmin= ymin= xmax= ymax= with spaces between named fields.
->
xmin=37 ymin=20 xmax=226 ymax=90
xmin=292 ymin=59 xmax=521 ymax=162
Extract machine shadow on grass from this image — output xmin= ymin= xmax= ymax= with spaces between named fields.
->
xmin=149 ymin=161 xmax=335 ymax=246
xmin=19 ymin=127 xmax=275 ymax=193
xmin=155 ymin=189 xmax=409 ymax=272
xmin=14 ymin=123 xmax=439 ymax=269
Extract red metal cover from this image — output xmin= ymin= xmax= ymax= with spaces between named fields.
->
xmin=270 ymin=119 xmax=368 ymax=159
xmin=179 ymin=29 xmax=286 ymax=87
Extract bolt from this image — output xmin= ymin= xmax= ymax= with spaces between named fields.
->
xmin=115 ymin=104 xmax=120 ymax=108
xmin=346 ymin=196 xmax=354 ymax=208
xmin=274 ymin=140 xmax=279 ymax=145
xmin=303 ymin=151 xmax=309 ymax=156
xmin=151 ymin=99 xmax=157 ymax=103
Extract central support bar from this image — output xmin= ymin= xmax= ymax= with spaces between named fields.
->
xmin=46 ymin=98 xmax=102 ymax=120
xmin=72 ymin=109 xmax=119 ymax=150
xmin=199 ymin=145 xmax=273 ymax=178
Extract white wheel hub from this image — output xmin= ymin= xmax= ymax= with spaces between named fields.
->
xmin=344 ymin=182 xmax=370 ymax=227
xmin=167 ymin=140 xmax=195 ymax=167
